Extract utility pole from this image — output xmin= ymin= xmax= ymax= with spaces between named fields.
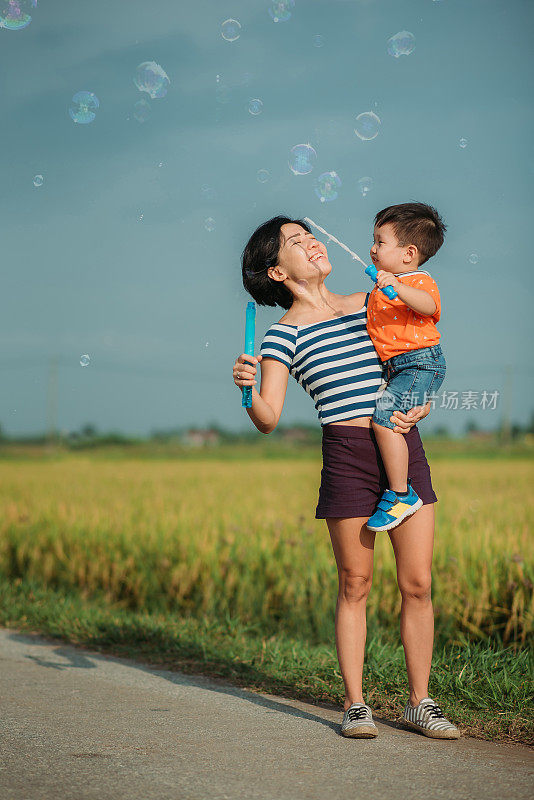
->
xmin=46 ymin=356 xmax=58 ymax=443
xmin=501 ymin=365 xmax=513 ymax=443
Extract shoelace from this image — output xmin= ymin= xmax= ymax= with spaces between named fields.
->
xmin=347 ymin=705 xmax=369 ymax=721
xmin=420 ymin=702 xmax=445 ymax=719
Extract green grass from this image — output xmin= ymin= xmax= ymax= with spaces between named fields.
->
xmin=1 ymin=574 xmax=531 ymax=746
xmin=0 ymin=448 xmax=532 ymax=746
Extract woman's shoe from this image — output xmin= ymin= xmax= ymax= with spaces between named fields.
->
xmin=401 ymin=697 xmax=461 ymax=739
xmin=366 ymin=480 xmax=422 ymax=532
xmin=341 ymin=702 xmax=378 ymax=738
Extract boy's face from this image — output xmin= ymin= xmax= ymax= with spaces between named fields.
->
xmin=370 ymin=223 xmax=418 ymax=273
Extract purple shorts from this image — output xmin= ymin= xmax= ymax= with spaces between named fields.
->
xmin=315 ymin=423 xmax=437 ymax=519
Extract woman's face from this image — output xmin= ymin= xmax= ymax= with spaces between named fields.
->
xmin=271 ymin=223 xmax=332 ymax=288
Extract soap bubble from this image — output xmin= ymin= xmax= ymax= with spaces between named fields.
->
xmin=134 ymin=61 xmax=170 ymax=99
xmin=201 ymin=185 xmax=217 ymax=201
xmin=257 ymin=169 xmax=270 ymax=183
xmin=0 ymin=0 xmax=34 ymax=30
xmin=313 ymin=34 xmax=324 ymax=47
xmin=268 ymin=1 xmax=294 ymax=23
xmin=358 ymin=176 xmax=374 ymax=197
xmin=221 ymin=18 xmax=241 ymax=41
xmin=468 ymin=253 xmax=479 ymax=264
xmin=80 ymin=354 xmax=90 ymax=367
xmin=354 ymin=111 xmax=381 ymax=141
xmin=459 ymin=137 xmax=468 ymax=149
xmin=133 ymin=98 xmax=151 ymax=123
xmin=69 ymin=92 xmax=99 ymax=124
xmin=33 ymin=174 xmax=44 ymax=187
xmin=288 ymin=143 xmax=317 ymax=175
xmin=248 ymin=98 xmax=263 ymax=115
xmin=387 ymin=31 xmax=416 ymax=58
xmin=314 ymin=171 xmax=341 ymax=203
xmin=204 ymin=217 xmax=216 ymax=232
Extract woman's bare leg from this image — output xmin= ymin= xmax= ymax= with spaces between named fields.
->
xmin=326 ymin=517 xmax=376 ymax=711
xmin=388 ymin=502 xmax=435 ymax=706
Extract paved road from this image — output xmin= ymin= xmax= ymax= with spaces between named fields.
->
xmin=1 ymin=626 xmax=532 ymax=800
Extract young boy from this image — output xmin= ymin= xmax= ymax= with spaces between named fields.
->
xmin=365 ymin=202 xmax=447 ymax=532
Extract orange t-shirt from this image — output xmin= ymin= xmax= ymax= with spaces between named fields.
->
xmin=366 ymin=270 xmax=441 ymax=362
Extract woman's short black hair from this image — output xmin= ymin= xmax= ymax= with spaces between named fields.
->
xmin=242 ymin=215 xmax=311 ymax=309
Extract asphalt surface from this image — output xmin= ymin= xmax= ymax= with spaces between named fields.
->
xmin=1 ymin=626 xmax=532 ymax=800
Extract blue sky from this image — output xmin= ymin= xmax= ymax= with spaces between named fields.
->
xmin=1 ymin=0 xmax=532 ymax=436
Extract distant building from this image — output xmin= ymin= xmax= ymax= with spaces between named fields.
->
xmin=182 ymin=428 xmax=221 ymax=447
xmin=280 ymin=427 xmax=312 ymax=443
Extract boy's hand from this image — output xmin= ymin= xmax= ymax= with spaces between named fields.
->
xmin=375 ymin=270 xmax=401 ymax=291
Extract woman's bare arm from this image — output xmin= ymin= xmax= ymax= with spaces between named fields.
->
xmin=389 ymin=402 xmax=432 ymax=433
xmin=232 ymin=354 xmax=289 ymax=434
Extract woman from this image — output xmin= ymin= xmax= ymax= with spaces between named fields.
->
xmin=232 ymin=216 xmax=460 ymax=740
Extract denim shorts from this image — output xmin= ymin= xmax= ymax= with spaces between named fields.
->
xmin=372 ymin=344 xmax=446 ymax=430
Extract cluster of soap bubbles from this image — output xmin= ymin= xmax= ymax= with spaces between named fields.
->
xmin=0 ymin=0 xmax=36 ymax=31
xmin=69 ymin=91 xmax=100 ymax=124
xmin=131 ymin=61 xmax=170 ymax=122
xmin=33 ymin=174 xmax=44 ymax=187
xmin=387 ymin=31 xmax=415 ymax=58
xmin=358 ymin=177 xmax=374 ymax=197
xmin=289 ymin=144 xmax=317 ymax=175
xmin=315 ymin=171 xmax=341 ymax=203
xmin=221 ymin=18 xmax=241 ymax=41
xmin=80 ymin=354 xmax=90 ymax=367
xmin=269 ymin=1 xmax=294 ymax=23
xmin=354 ymin=112 xmax=381 ymax=141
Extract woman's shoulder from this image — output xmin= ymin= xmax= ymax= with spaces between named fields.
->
xmin=277 ymin=291 xmax=367 ymax=326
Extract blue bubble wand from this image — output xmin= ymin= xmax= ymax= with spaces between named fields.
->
xmin=242 ymin=301 xmax=256 ymax=408
xmin=303 ymin=217 xmax=397 ymax=299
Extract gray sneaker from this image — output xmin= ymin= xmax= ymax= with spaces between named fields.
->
xmin=341 ymin=702 xmax=378 ymax=738
xmin=401 ymin=697 xmax=461 ymax=739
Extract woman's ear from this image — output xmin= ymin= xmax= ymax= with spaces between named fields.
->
xmin=267 ymin=264 xmax=286 ymax=282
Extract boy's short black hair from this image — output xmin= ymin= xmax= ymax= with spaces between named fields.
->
xmin=374 ymin=202 xmax=446 ymax=265
xmin=242 ymin=215 xmax=311 ymax=309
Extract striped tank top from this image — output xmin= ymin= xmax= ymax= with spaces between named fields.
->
xmin=259 ymin=293 xmax=385 ymax=426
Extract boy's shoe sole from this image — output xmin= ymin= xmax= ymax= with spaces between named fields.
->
xmin=366 ymin=498 xmax=423 ymax=532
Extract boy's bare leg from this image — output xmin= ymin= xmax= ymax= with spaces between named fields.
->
xmin=372 ymin=421 xmax=409 ymax=494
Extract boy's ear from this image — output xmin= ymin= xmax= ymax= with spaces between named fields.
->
xmin=403 ymin=244 xmax=418 ymax=264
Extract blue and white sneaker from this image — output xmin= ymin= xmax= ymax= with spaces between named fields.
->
xmin=401 ymin=697 xmax=461 ymax=739
xmin=340 ymin=702 xmax=378 ymax=738
xmin=366 ymin=480 xmax=422 ymax=532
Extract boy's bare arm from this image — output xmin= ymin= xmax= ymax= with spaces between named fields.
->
xmin=375 ymin=270 xmax=437 ymax=316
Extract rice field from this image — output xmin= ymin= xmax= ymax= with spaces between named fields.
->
xmin=1 ymin=453 xmax=532 ymax=650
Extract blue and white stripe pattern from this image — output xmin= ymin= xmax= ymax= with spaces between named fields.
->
xmin=401 ymin=697 xmax=461 ymax=738
xmin=259 ymin=294 xmax=384 ymax=426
